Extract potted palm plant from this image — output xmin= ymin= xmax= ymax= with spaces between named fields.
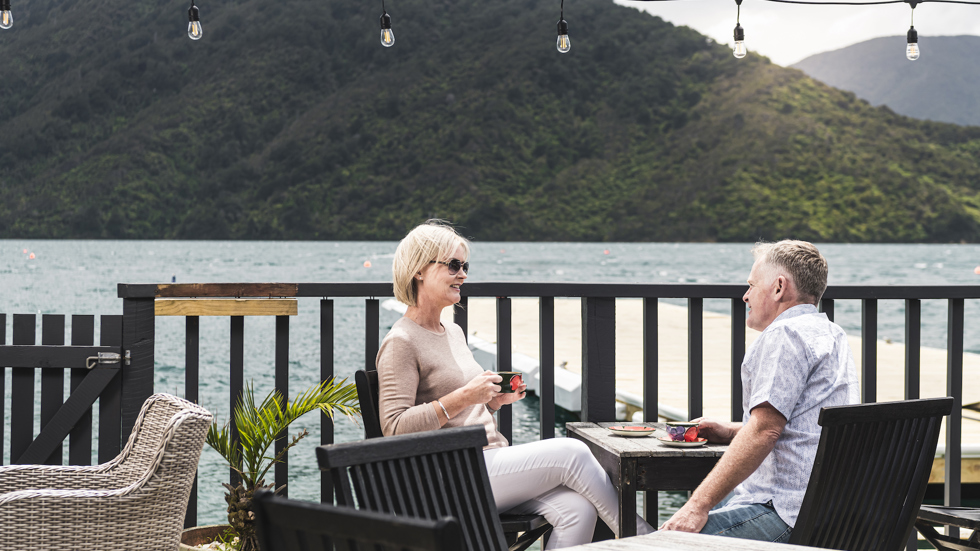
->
xmin=193 ymin=378 xmax=360 ymax=551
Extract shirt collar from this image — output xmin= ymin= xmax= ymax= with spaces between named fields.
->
xmin=772 ymin=303 xmax=818 ymax=324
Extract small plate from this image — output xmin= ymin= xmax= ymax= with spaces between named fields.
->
xmin=657 ymin=436 xmax=708 ymax=448
xmin=608 ymin=425 xmax=656 ymax=437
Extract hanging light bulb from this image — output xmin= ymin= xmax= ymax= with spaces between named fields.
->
xmin=556 ymin=18 xmax=570 ymax=53
xmin=905 ymin=3 xmax=919 ymax=61
xmin=0 ymin=0 xmax=12 ymax=30
xmin=187 ymin=1 xmax=203 ymax=40
xmin=555 ymin=0 xmax=570 ymax=53
xmin=379 ymin=11 xmax=394 ymax=47
xmin=906 ymin=26 xmax=919 ymax=60
xmin=733 ymin=23 xmax=746 ymax=58
xmin=732 ymin=0 xmax=745 ymax=58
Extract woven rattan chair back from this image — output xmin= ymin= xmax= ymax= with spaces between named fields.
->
xmin=790 ymin=396 xmax=953 ymax=551
xmin=318 ymin=425 xmax=509 ymax=551
xmin=254 ymin=489 xmax=463 ymax=551
xmin=0 ymin=393 xmax=213 ymax=551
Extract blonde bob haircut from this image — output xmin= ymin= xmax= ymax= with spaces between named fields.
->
xmin=392 ymin=220 xmax=470 ymax=307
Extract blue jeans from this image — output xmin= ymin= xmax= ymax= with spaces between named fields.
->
xmin=700 ymin=500 xmax=793 ymax=543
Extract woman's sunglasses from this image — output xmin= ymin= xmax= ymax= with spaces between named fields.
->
xmin=429 ymin=259 xmax=470 ymax=275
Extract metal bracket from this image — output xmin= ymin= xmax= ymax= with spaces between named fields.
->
xmin=85 ymin=350 xmax=131 ymax=370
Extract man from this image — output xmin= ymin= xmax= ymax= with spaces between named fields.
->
xmin=661 ymin=240 xmax=858 ymax=542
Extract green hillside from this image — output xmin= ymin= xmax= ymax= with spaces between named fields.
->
xmin=1 ymin=0 xmax=979 ymax=241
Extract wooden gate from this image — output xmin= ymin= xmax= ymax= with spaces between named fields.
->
xmin=1 ymin=313 xmax=126 ymax=466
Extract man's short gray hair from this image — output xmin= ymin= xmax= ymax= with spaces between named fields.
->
xmin=752 ymin=240 xmax=828 ymax=305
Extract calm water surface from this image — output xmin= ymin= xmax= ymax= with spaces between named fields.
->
xmin=3 ymin=240 xmax=979 ymax=523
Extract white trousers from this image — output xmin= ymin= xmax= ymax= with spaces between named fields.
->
xmin=484 ymin=438 xmax=654 ymax=549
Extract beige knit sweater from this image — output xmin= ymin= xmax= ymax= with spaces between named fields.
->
xmin=376 ymin=316 xmax=509 ymax=449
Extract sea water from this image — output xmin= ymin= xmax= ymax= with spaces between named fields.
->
xmin=2 ymin=240 xmax=979 ymax=524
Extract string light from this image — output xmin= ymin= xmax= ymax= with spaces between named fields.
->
xmin=906 ymin=1 xmax=919 ymax=60
xmin=733 ymin=0 xmax=745 ymax=58
xmin=0 ymin=0 xmax=12 ymax=30
xmin=379 ymin=0 xmax=395 ymax=48
xmin=557 ymin=0 xmax=570 ymax=53
xmin=187 ymin=1 xmax=203 ymax=40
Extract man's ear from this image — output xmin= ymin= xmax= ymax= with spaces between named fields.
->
xmin=773 ymin=276 xmax=786 ymax=300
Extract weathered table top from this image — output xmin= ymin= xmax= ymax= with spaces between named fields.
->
xmin=566 ymin=422 xmax=727 ymax=458
xmin=560 ymin=530 xmax=815 ymax=550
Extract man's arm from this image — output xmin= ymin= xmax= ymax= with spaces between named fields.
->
xmin=660 ymin=402 xmax=787 ymax=532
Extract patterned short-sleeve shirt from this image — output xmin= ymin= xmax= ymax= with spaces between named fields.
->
xmin=726 ymin=303 xmax=859 ymax=528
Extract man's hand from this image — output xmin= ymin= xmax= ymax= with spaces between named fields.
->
xmin=691 ymin=417 xmax=741 ymax=444
xmin=661 ymin=502 xmax=709 ymax=533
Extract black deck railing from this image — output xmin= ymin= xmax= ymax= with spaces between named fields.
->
xmin=2 ymin=282 xmax=973 ymax=529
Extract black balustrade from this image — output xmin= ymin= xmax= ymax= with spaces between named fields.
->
xmin=2 ymin=282 xmax=976 ymax=531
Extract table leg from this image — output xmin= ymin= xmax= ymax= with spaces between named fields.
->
xmin=643 ymin=490 xmax=658 ymax=527
xmin=620 ymin=485 xmax=637 ymax=537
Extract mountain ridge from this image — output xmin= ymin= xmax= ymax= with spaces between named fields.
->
xmin=792 ymin=35 xmax=980 ymax=126
xmin=1 ymin=0 xmax=980 ymax=242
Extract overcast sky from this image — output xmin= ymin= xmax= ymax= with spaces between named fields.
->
xmin=614 ymin=0 xmax=980 ymax=66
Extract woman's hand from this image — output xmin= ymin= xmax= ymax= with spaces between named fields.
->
xmin=489 ymin=379 xmax=527 ymax=410
xmin=457 ymin=370 xmax=502 ymax=406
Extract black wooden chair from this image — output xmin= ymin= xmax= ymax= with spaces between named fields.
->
xmin=915 ymin=506 xmax=980 ymax=551
xmin=253 ymin=489 xmax=463 ymax=551
xmin=318 ymin=424 xmax=561 ymax=551
xmin=354 ymin=369 xmax=552 ymax=551
xmin=789 ymin=396 xmax=954 ymax=551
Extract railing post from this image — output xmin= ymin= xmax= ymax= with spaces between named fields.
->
xmin=946 ymin=298 xmax=964 ymax=536
xmin=730 ymin=299 xmax=745 ymax=422
xmin=539 ymin=297 xmax=555 ymax=440
xmin=861 ymin=299 xmax=877 ymax=403
xmin=642 ymin=298 xmax=658 ymax=423
xmin=497 ymin=297 xmax=513 ymax=444
xmin=0 ymin=313 xmax=4 ymax=462
xmin=904 ymin=299 xmax=920 ymax=400
xmin=40 ymin=315 xmax=65 ymax=465
xmin=365 ymin=299 xmax=380 ymax=372
xmin=582 ymin=297 xmax=615 ymax=423
xmin=642 ymin=297 xmax=659 ymax=525
xmin=320 ymin=299 xmax=334 ymax=503
xmin=98 ymin=316 xmax=123 ymax=463
xmin=11 ymin=314 xmax=35 ymax=463
xmin=69 ymin=315 xmax=95 ymax=466
xmin=275 ymin=315 xmax=289 ymax=497
xmin=688 ymin=298 xmax=703 ymax=420
xmin=121 ymin=297 xmax=155 ymax=442
xmin=230 ymin=316 xmax=244 ymax=487
xmin=455 ymin=297 xmax=468 ymax=342
xmin=185 ymin=315 xmax=200 ymax=528
xmin=819 ymin=298 xmax=834 ymax=322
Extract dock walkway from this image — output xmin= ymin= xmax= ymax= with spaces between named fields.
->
xmin=458 ymin=297 xmax=980 ymax=483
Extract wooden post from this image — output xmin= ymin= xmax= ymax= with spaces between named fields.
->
xmin=121 ymin=297 xmax=155 ymax=442
xmin=582 ymin=297 xmax=615 ymax=423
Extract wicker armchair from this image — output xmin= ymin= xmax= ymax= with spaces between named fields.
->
xmin=0 ymin=393 xmax=213 ymax=551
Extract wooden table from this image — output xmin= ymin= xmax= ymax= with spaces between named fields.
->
xmin=559 ymin=529 xmax=811 ymax=550
xmin=566 ymin=422 xmax=728 ymax=538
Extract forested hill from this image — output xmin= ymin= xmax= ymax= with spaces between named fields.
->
xmin=1 ymin=0 xmax=980 ymax=242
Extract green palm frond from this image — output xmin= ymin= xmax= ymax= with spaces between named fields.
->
xmin=206 ymin=377 xmax=361 ymax=490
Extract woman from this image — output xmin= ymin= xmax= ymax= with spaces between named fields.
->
xmin=376 ymin=220 xmax=654 ymax=549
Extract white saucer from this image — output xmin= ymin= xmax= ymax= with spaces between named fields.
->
xmin=608 ymin=425 xmax=656 ymax=437
xmin=657 ymin=436 xmax=708 ymax=448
